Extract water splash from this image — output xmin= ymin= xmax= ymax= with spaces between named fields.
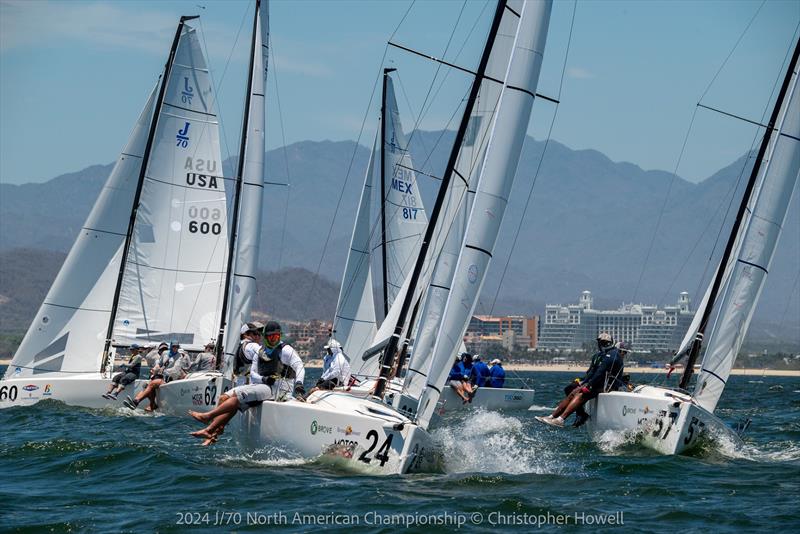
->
xmin=527 ymin=404 xmax=554 ymax=412
xmin=432 ymin=409 xmax=565 ymax=475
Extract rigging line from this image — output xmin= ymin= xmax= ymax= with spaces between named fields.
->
xmin=698 ymin=0 xmax=767 ymax=103
xmin=488 ymin=0 xmax=578 ymax=314
xmin=632 ymin=0 xmax=770 ymax=303
xmin=269 ymin=34 xmax=293 ymax=270
xmin=197 ymin=7 xmax=249 ymax=178
xmin=658 ymin=27 xmax=798 ymax=310
xmin=391 ymin=0 xmax=468 ymax=176
xmin=309 ymin=1 xmax=417 ymax=306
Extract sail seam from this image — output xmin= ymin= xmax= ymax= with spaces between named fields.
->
xmin=82 ymin=227 xmax=127 ymax=237
xmin=42 ymin=302 xmax=110 ymax=313
xmin=504 ymin=4 xmax=521 ymax=17
xmin=430 ymin=283 xmax=451 ymax=290
xmin=162 ymin=101 xmax=217 ymax=118
xmin=335 ymin=314 xmax=375 ymax=324
xmin=120 ymin=152 xmax=144 ymax=159
xmin=125 ymin=261 xmax=225 ymax=275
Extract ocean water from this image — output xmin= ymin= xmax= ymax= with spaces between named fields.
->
xmin=1 ymin=368 xmax=798 ymax=533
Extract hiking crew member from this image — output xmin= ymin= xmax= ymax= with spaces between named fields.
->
xmin=103 ymin=344 xmax=144 ymax=400
xmin=234 ymin=322 xmax=264 ymax=386
xmin=471 ymin=355 xmax=491 ymax=387
xmin=537 ymin=332 xmax=622 ymax=428
xmin=188 ymin=321 xmax=306 ymax=446
xmin=488 ymin=359 xmax=506 ymax=388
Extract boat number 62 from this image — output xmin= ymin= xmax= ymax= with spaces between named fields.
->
xmin=358 ymin=430 xmax=393 ymax=467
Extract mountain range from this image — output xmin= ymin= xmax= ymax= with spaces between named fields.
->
xmin=1 ymin=132 xmax=798 ymax=347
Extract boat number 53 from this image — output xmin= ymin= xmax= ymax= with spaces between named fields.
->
xmin=652 ymin=411 xmax=679 ymax=440
xmin=357 ymin=430 xmax=393 ymax=467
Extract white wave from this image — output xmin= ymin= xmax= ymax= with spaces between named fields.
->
xmin=432 ymin=409 xmax=565 ymax=475
xmin=527 ymin=404 xmax=554 ymax=412
xmin=594 ymin=427 xmax=645 ymax=454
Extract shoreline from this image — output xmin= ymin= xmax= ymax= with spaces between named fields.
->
xmin=1 ymin=359 xmax=797 ymax=377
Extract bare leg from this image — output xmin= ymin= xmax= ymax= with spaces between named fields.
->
xmin=559 ymin=392 xmax=588 ymax=421
xmin=551 ymin=389 xmax=581 ymax=418
xmin=189 ymin=395 xmax=239 ymax=423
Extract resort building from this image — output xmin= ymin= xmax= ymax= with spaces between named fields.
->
xmin=464 ymin=315 xmax=539 ymax=352
xmin=537 ymin=291 xmax=693 ymax=353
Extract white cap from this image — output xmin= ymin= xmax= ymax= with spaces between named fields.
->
xmin=490 ymin=359 xmax=501 ymax=365
xmin=325 ymin=339 xmax=342 ymax=350
xmin=240 ymin=321 xmax=265 ymax=336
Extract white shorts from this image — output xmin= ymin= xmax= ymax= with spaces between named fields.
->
xmin=230 ymin=384 xmax=275 ymax=412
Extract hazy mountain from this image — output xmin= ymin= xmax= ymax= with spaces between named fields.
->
xmin=1 ymin=133 xmax=797 ymax=341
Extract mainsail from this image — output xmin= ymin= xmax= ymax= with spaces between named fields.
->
xmin=693 ymin=40 xmax=800 ymax=412
xmin=222 ymin=0 xmax=270 ymax=374
xmin=112 ymin=22 xmax=227 ymax=350
xmin=416 ymin=0 xmax=552 ymax=427
xmin=4 ymin=86 xmax=158 ymax=378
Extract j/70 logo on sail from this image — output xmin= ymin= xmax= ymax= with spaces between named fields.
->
xmin=176 ymin=122 xmax=191 ymax=148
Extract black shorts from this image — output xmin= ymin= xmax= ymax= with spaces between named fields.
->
xmin=315 ymin=378 xmax=339 ymax=390
xmin=112 ymin=372 xmax=138 ymax=386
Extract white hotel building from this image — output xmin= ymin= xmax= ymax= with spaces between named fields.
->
xmin=537 ymin=291 xmax=693 ymax=353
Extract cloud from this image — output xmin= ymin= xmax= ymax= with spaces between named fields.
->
xmin=566 ymin=66 xmax=594 ymax=80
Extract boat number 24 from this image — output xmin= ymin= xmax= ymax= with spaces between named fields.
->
xmin=357 ymin=430 xmax=393 ymax=467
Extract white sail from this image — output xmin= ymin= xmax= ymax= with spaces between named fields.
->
xmin=694 ymin=64 xmax=800 ymax=412
xmin=416 ymin=0 xmax=552 ymax=428
xmin=113 ymin=24 xmax=227 ymax=350
xmin=382 ymin=74 xmax=428 ymax=309
xmin=336 ymin=134 xmax=379 ymax=376
xmin=223 ymin=0 xmax=270 ymax=374
xmin=4 ymin=86 xmax=159 ymax=378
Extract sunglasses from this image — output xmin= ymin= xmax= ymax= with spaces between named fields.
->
xmin=265 ymin=332 xmax=281 ymax=342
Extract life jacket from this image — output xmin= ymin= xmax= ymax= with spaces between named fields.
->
xmin=234 ymin=342 xmax=249 ymax=375
xmin=257 ymin=342 xmax=296 ymax=381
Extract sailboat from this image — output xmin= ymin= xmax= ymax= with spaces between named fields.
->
xmin=1 ymin=3 xmax=268 ymax=414
xmin=582 ymin=36 xmax=800 ymax=454
xmin=234 ymin=0 xmax=552 ymax=474
xmin=336 ymin=68 xmax=535 ymax=416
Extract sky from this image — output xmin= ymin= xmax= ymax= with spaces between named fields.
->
xmin=0 ymin=0 xmax=799 ymax=186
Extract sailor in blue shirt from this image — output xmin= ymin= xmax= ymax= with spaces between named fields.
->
xmin=488 ymin=359 xmax=505 ymax=388
xmin=471 ymin=355 xmax=491 ymax=387
xmin=447 ymin=354 xmax=476 ymax=403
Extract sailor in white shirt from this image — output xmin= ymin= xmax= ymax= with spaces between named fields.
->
xmin=314 ymin=339 xmax=351 ymax=391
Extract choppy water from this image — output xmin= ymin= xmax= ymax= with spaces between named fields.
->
xmin=1 ymin=367 xmax=798 ymax=532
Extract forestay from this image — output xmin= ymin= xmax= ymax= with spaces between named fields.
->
xmin=694 ymin=58 xmax=800 ymax=412
xmin=416 ymin=0 xmax=552 ymax=428
xmin=4 ymin=87 xmax=158 ymax=378
xmin=113 ymin=24 xmax=227 ymax=350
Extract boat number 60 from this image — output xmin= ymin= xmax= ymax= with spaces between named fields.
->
xmin=0 ymin=385 xmax=18 ymax=402
xmin=358 ymin=430 xmax=393 ymax=467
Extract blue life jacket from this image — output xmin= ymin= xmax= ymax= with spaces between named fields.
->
xmin=489 ymin=365 xmax=505 ymax=388
xmin=472 ymin=361 xmax=491 ymax=386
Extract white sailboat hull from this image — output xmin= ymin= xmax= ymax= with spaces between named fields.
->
xmin=438 ymin=386 xmax=535 ymax=413
xmin=0 ymin=374 xmax=148 ymax=410
xmin=154 ymin=371 xmax=230 ymax=416
xmin=0 ymin=372 xmax=227 ymax=415
xmin=235 ymin=391 xmax=441 ymax=475
xmin=584 ymin=385 xmax=741 ymax=455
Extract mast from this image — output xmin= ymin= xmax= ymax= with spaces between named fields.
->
xmin=380 ymin=68 xmax=396 ymax=317
xmin=216 ymin=0 xmax=261 ymax=366
xmin=373 ymin=0 xmax=508 ymax=399
xmin=101 ymin=15 xmax=199 ymax=373
xmin=680 ymin=36 xmax=800 ymax=389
